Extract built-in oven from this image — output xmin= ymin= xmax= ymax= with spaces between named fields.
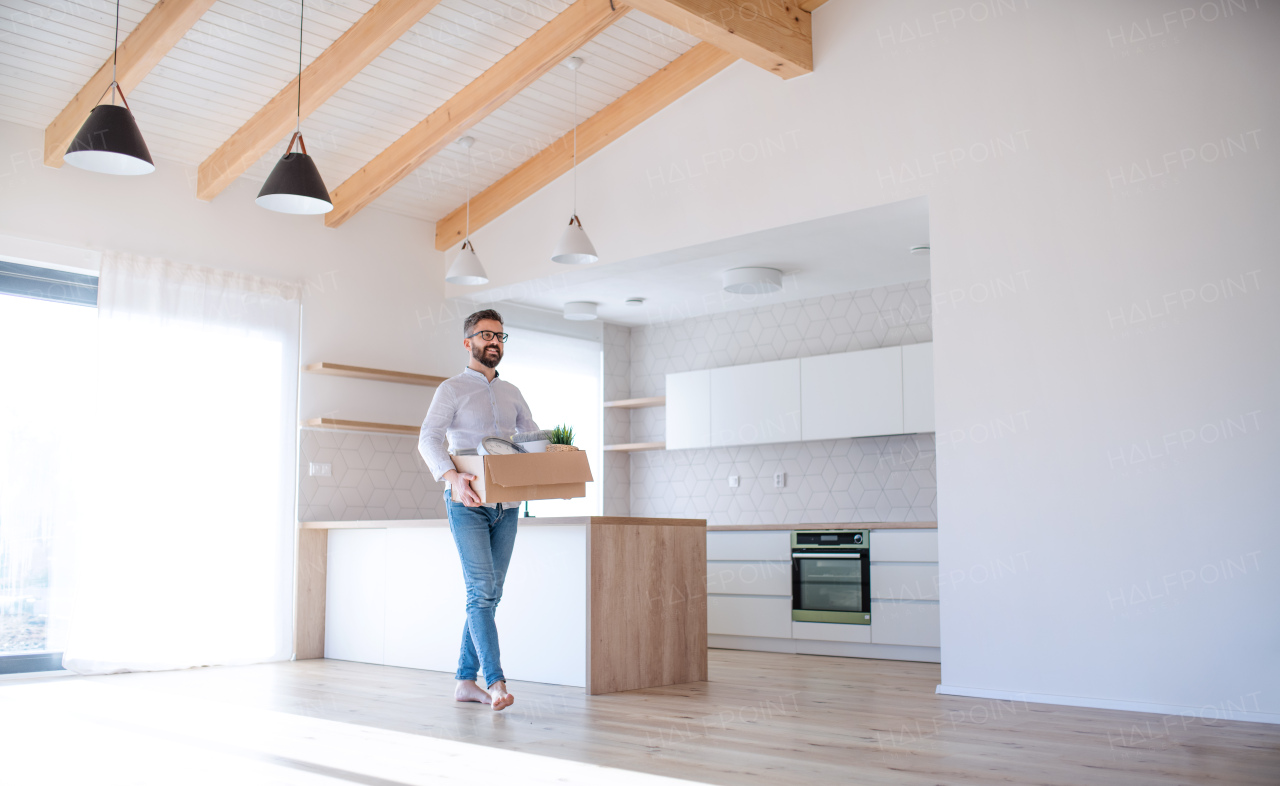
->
xmin=791 ymin=530 xmax=871 ymax=624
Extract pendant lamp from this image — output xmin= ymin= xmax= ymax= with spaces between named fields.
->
xmin=445 ymin=136 xmax=489 ymax=285
xmin=257 ymin=0 xmax=333 ymax=214
xmin=551 ymin=57 xmax=598 ymax=265
xmin=64 ymin=0 xmax=154 ymax=175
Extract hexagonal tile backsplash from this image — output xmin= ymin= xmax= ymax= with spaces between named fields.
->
xmin=628 ymin=279 xmax=936 ymax=526
xmin=298 ymin=429 xmax=446 ymax=522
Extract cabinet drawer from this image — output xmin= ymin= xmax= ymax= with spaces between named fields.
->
xmin=870 ymin=600 xmax=940 ymax=647
xmin=871 ymin=530 xmax=938 ymax=562
xmin=707 ymin=561 xmax=792 ymax=596
xmin=792 ymin=620 xmax=871 ymax=643
xmin=708 ymin=595 xmax=792 ymax=638
xmin=707 ymin=530 xmax=791 ymax=561
xmin=871 ymin=563 xmax=939 ymax=601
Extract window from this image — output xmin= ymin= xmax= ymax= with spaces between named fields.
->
xmin=0 ymin=260 xmax=98 ymax=674
xmin=497 ymin=329 xmax=603 ymax=517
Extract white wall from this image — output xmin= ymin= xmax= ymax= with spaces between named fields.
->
xmin=0 ymin=119 xmax=457 ymax=427
xmin=466 ymin=0 xmax=1280 ymax=720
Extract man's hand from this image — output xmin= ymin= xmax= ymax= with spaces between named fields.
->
xmin=443 ymin=469 xmax=482 ymax=507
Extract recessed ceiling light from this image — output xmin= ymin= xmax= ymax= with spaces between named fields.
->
xmin=563 ymin=301 xmax=598 ymax=321
xmin=723 ymin=267 xmax=783 ymax=295
xmin=910 ymin=245 xmax=931 ymax=255
xmin=625 ymin=297 xmax=645 ymax=306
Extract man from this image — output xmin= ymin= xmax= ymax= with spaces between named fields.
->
xmin=418 ymin=309 xmax=537 ymax=711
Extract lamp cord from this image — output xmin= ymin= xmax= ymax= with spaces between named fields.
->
xmin=572 ymin=63 xmax=578 ymax=216
xmin=296 ymin=0 xmax=304 ymax=137
xmin=111 ymin=0 xmax=119 ymax=104
xmin=465 ymin=144 xmax=471 ymax=241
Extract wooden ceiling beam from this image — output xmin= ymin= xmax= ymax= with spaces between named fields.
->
xmin=624 ymin=0 xmax=811 ymax=79
xmin=197 ymin=0 xmax=446 ymax=202
xmin=324 ymin=0 xmax=629 ymax=228
xmin=434 ymin=42 xmax=736 ymax=251
xmin=43 ymin=0 xmax=219 ymax=168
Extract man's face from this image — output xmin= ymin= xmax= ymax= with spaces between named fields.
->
xmin=466 ymin=319 xmax=505 ymax=369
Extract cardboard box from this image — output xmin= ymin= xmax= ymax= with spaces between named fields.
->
xmin=450 ymin=450 xmax=593 ymax=504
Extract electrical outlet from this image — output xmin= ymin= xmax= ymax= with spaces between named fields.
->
xmin=309 ymin=462 xmax=332 ymax=477
xmin=774 ymin=471 xmax=785 ymax=488
xmin=728 ymin=475 xmax=739 ymax=488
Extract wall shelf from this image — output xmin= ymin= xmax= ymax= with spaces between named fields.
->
xmin=603 ymin=396 xmax=665 ymax=409
xmin=604 ymin=442 xmax=666 ymax=453
xmin=302 ymin=418 xmax=419 ymax=437
xmin=304 ymin=362 xmax=447 ymax=387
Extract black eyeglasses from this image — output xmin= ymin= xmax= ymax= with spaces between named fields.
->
xmin=465 ymin=330 xmax=508 ymax=343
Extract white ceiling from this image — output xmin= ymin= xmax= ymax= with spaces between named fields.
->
xmin=468 ymin=196 xmax=931 ymax=326
xmin=0 ymin=0 xmax=698 ymax=221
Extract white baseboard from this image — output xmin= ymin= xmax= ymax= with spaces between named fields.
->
xmin=710 ymin=634 xmax=941 ymax=663
xmin=935 ymin=684 xmax=1280 ymax=726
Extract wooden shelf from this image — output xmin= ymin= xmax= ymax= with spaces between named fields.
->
xmin=603 ymin=396 xmax=665 ymax=409
xmin=304 ymin=362 xmax=447 ymax=387
xmin=604 ymin=442 xmax=666 ymax=453
xmin=301 ymin=418 xmax=419 ymax=437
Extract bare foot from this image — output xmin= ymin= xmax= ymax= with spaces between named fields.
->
xmin=454 ymin=679 xmax=492 ymax=704
xmin=487 ymin=680 xmax=515 ymax=711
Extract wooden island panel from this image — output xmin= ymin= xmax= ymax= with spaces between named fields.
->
xmin=586 ymin=519 xmax=708 ymax=695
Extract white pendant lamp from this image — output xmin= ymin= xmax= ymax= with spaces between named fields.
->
xmin=445 ymin=136 xmax=489 ymax=285
xmin=64 ymin=0 xmax=154 ymax=175
xmin=257 ymin=0 xmax=333 ymax=214
xmin=551 ymin=57 xmax=598 ymax=266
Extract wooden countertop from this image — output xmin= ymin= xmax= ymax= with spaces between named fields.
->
xmin=707 ymin=521 xmax=936 ymax=531
xmin=300 ymin=516 xmax=705 ymax=530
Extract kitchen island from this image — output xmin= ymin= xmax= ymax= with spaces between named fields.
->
xmin=295 ymin=516 xmax=707 ymax=695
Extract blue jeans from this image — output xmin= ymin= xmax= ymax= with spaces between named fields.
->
xmin=445 ymin=495 xmax=518 ymax=687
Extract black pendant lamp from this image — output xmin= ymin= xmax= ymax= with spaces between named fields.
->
xmin=64 ymin=0 xmax=154 ymax=175
xmin=257 ymin=0 xmax=333 ymax=214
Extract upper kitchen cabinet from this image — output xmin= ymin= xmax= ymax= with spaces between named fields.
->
xmin=801 ymin=346 xmax=904 ymax=441
xmin=902 ymin=342 xmax=935 ymax=433
xmin=665 ymin=369 xmax=712 ymax=450
xmin=710 ymin=358 xmax=802 ymax=447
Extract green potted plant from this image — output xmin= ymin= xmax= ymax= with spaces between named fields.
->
xmin=547 ymin=424 xmax=577 ymax=452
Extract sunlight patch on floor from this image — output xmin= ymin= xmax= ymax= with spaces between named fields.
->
xmin=0 ymin=678 xmax=700 ymax=785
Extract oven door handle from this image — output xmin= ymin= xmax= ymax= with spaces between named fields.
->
xmin=793 ymin=554 xmax=861 ymax=559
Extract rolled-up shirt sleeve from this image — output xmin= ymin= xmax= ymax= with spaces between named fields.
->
xmin=419 ymin=383 xmax=457 ymax=481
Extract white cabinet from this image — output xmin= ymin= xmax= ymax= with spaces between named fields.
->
xmin=871 ymin=529 xmax=938 ymax=562
xmin=707 ymin=560 xmax=792 ymax=595
xmin=708 ymin=595 xmax=792 ymax=638
xmin=792 ymin=620 xmax=871 ymax=643
xmin=707 ymin=530 xmax=791 ymax=561
xmin=710 ymin=358 xmax=802 ymax=446
xmin=902 ymin=342 xmax=935 ymax=433
xmin=325 ymin=529 xmax=387 ymax=665
xmin=871 ymin=563 xmax=940 ymax=601
xmin=870 ymin=600 xmax=940 ymax=647
xmin=665 ymin=369 xmax=711 ymax=450
xmin=801 ymin=346 xmax=904 ymax=440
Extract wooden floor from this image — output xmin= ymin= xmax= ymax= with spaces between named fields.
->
xmin=2 ymin=650 xmax=1277 ymax=785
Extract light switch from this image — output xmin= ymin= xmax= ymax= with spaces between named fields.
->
xmin=309 ymin=462 xmax=332 ymax=477
xmin=774 ymin=471 xmax=786 ymax=488
xmin=728 ymin=475 xmax=739 ymax=488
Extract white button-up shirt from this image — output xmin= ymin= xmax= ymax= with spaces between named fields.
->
xmin=418 ymin=367 xmax=539 ymax=483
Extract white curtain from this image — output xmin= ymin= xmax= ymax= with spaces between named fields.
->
xmin=498 ymin=329 xmax=603 ymax=517
xmin=61 ymin=253 xmax=301 ymax=674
